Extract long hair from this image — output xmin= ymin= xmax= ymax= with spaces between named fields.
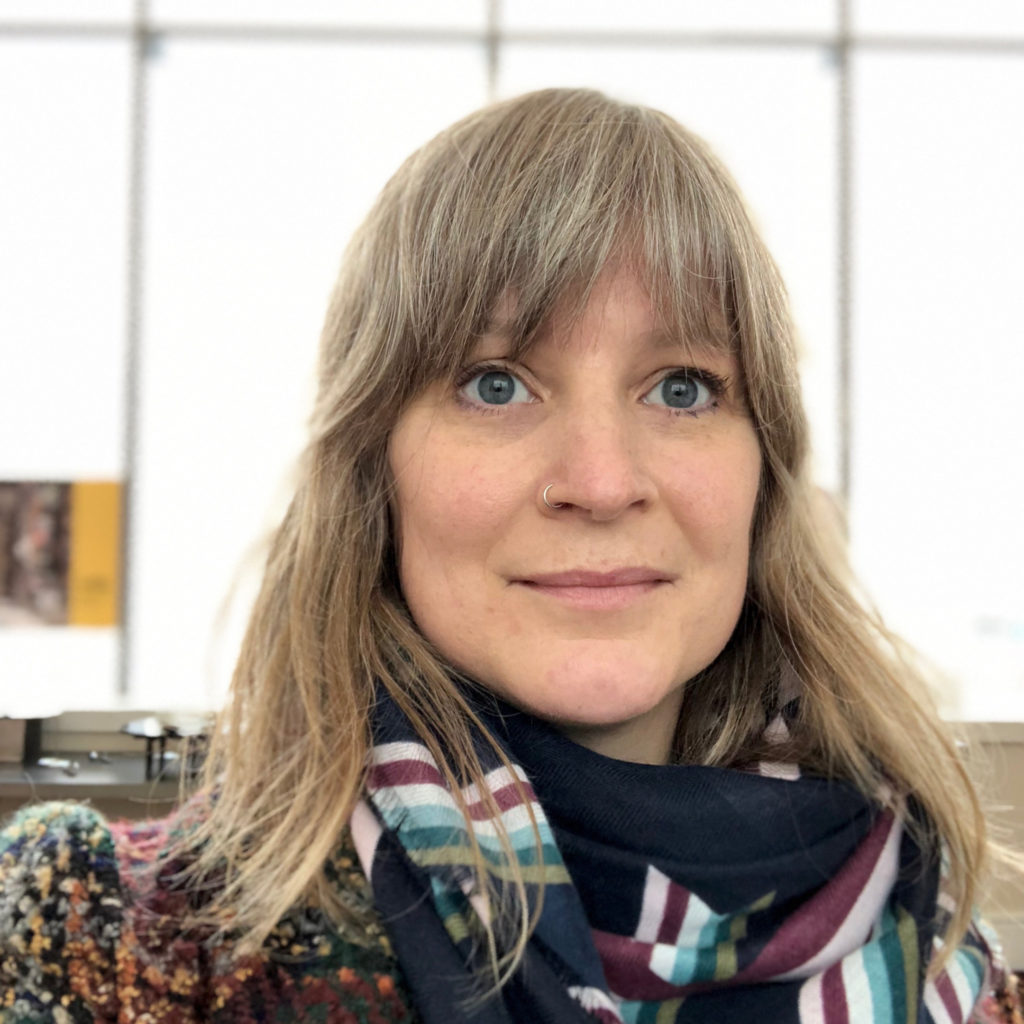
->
xmin=184 ymin=88 xmax=986 ymax=972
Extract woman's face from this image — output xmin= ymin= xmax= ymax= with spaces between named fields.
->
xmin=388 ymin=266 xmax=761 ymax=764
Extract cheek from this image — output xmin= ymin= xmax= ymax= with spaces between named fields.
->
xmin=669 ymin=441 xmax=761 ymax=556
xmin=390 ymin=450 xmax=526 ymax=667
xmin=391 ymin=445 xmax=517 ymax=590
xmin=402 ymin=463 xmax=508 ymax=542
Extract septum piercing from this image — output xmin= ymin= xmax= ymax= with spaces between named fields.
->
xmin=542 ymin=484 xmax=565 ymax=510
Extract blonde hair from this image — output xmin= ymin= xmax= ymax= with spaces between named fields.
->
xmin=185 ymin=88 xmax=986 ymax=974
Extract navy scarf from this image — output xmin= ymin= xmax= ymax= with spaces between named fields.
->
xmin=348 ymin=689 xmax=994 ymax=1023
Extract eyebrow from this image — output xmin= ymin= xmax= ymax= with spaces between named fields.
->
xmin=474 ymin=315 xmax=733 ymax=364
xmin=641 ymin=329 xmax=696 ymax=350
xmin=638 ymin=328 xmax=732 ymax=359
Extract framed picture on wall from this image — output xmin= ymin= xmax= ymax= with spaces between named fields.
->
xmin=0 ymin=481 xmax=120 ymax=628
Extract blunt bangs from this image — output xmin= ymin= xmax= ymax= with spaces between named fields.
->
xmin=383 ymin=90 xmax=751 ymax=388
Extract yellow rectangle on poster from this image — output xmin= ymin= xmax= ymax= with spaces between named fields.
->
xmin=67 ymin=481 xmax=121 ymax=626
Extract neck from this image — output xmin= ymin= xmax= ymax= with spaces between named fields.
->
xmin=556 ymin=699 xmax=681 ymax=765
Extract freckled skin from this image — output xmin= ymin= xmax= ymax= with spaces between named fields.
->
xmin=388 ymin=268 xmax=762 ymax=765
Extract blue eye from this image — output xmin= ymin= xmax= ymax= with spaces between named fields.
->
xmin=460 ymin=369 xmax=532 ymax=406
xmin=643 ymin=372 xmax=716 ymax=412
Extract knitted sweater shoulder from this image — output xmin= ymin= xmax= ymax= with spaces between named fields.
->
xmin=0 ymin=801 xmax=419 ymax=1023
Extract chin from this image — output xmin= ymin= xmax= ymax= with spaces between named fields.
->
xmin=514 ymin=667 xmax=683 ymax=730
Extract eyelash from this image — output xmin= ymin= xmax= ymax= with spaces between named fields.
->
xmin=647 ymin=368 xmax=730 ymax=418
xmin=453 ymin=361 xmax=730 ymax=417
xmin=453 ymin=361 xmax=533 ymax=415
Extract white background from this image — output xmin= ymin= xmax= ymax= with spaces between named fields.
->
xmin=1 ymin=1 xmax=1021 ymax=719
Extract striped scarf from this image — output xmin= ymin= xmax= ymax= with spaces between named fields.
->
xmin=348 ymin=689 xmax=997 ymax=1023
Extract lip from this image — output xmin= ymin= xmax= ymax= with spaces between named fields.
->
xmin=511 ymin=567 xmax=673 ymax=611
xmin=517 ymin=567 xmax=673 ymax=587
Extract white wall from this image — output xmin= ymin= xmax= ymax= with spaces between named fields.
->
xmin=1 ymin=0 xmax=1022 ymax=717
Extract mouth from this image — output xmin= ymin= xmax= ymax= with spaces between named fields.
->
xmin=511 ymin=567 xmax=673 ymax=610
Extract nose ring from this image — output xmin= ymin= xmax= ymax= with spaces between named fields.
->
xmin=542 ymin=484 xmax=566 ymax=510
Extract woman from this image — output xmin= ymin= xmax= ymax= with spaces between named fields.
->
xmin=1 ymin=88 xmax=1019 ymax=1023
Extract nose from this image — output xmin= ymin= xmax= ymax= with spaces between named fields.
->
xmin=544 ymin=402 xmax=654 ymax=521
